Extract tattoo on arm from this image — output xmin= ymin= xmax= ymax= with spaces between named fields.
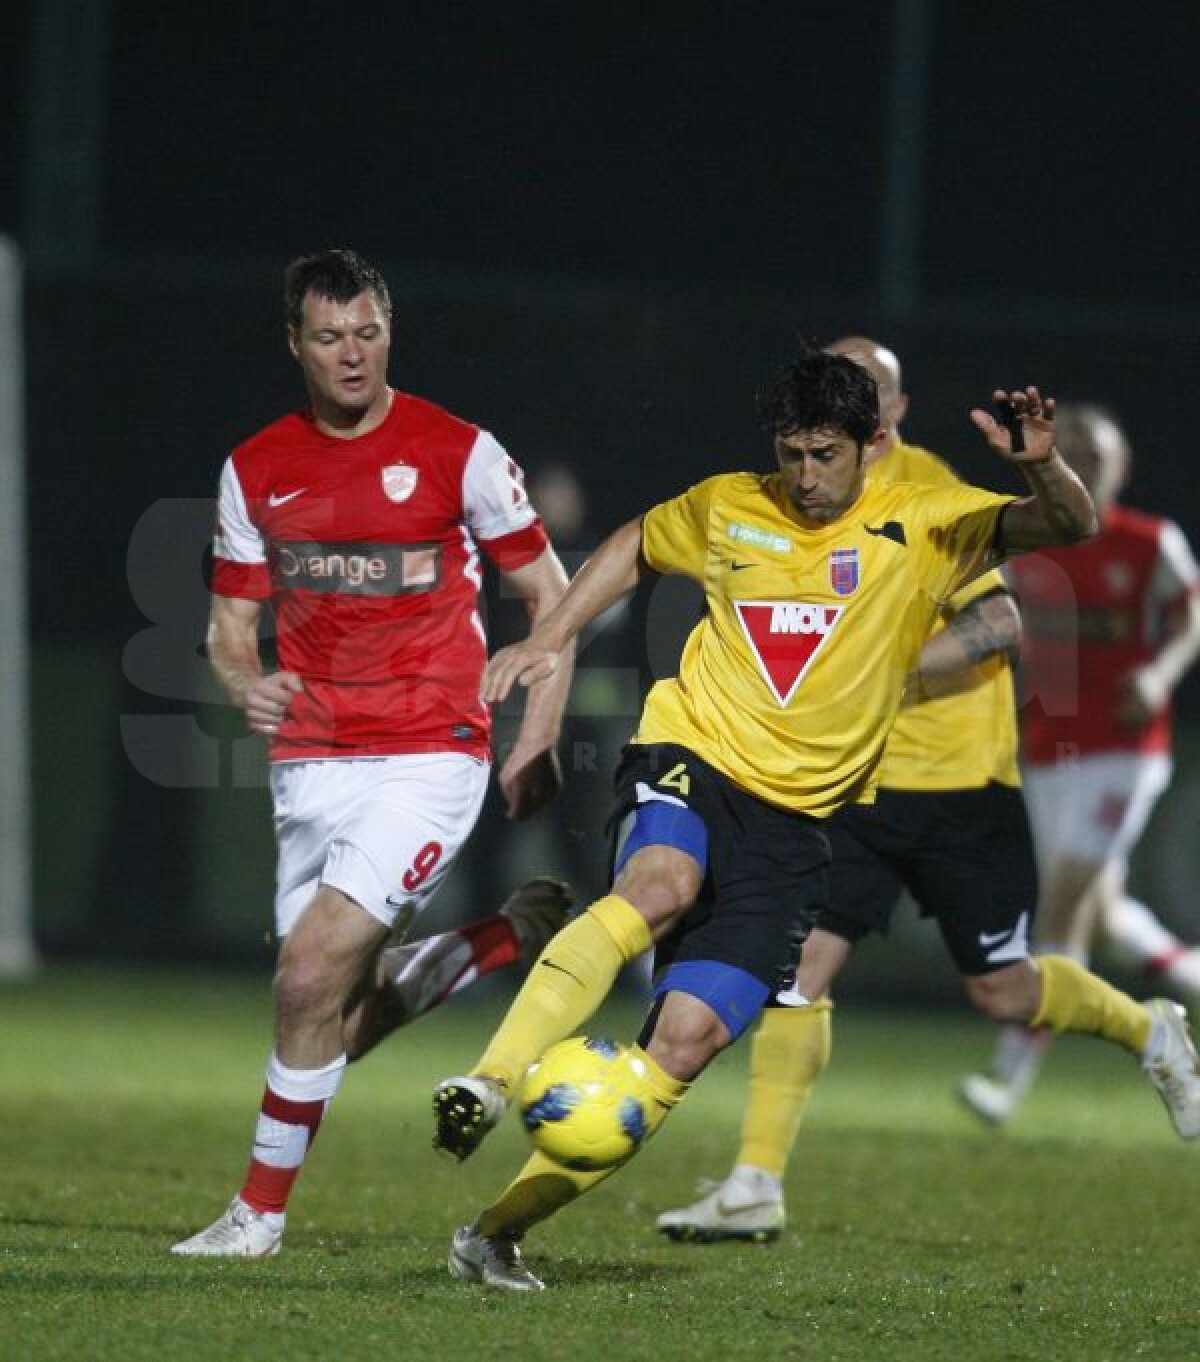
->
xmin=908 ymin=591 xmax=1020 ymax=704
xmin=947 ymin=608 xmax=1002 ymax=664
xmin=942 ymin=595 xmax=1018 ymax=666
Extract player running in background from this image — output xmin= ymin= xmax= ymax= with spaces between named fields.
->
xmin=656 ymin=334 xmax=1033 ymax=1241
xmin=171 ymin=249 xmax=574 ymax=1258
xmin=960 ymin=404 xmax=1200 ymax=1125
xmin=432 ymin=347 xmax=1197 ymax=1292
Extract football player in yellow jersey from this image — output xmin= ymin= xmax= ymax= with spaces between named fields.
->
xmin=656 ymin=336 xmax=1038 ymax=1241
xmin=433 ymin=344 xmax=1200 ymax=1291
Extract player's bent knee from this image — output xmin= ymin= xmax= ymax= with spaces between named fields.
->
xmin=964 ymin=962 xmax=1039 ymax=1023
xmin=273 ymin=949 xmax=344 ymax=1024
xmin=655 ymin=959 xmax=770 ymax=1043
xmin=646 ymin=1003 xmax=729 ymax=1081
xmin=615 ymin=857 xmax=702 ymax=929
xmin=649 ymin=1031 xmax=722 ymax=1082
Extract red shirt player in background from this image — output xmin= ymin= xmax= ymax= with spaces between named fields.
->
xmin=961 ymin=403 xmax=1200 ymax=1125
xmin=172 ymin=249 xmax=575 ymax=1256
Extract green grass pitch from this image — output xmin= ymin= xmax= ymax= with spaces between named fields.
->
xmin=1 ymin=966 xmax=1197 ymax=1361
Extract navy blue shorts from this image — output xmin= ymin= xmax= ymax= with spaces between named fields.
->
xmin=608 ymin=742 xmax=830 ymax=995
xmin=822 ymin=782 xmax=1039 ymax=976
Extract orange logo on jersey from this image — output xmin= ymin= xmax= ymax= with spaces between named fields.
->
xmin=734 ymin=601 xmax=843 ymax=705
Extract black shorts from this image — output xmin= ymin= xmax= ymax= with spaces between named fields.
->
xmin=608 ymin=742 xmax=830 ymax=994
xmin=821 ymin=782 xmax=1039 ymax=976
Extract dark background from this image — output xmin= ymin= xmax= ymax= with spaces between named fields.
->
xmin=5 ymin=0 xmax=1199 ymax=971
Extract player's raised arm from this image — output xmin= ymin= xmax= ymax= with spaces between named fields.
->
xmin=970 ymin=386 xmax=1098 ymax=554
xmin=482 ymin=517 xmax=649 ymax=704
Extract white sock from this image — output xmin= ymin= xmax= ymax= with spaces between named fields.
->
xmin=1106 ymin=898 xmax=1200 ymax=994
xmin=983 ymin=945 xmax=1079 ymax=1095
xmin=988 ymin=1023 xmax=1051 ymax=1096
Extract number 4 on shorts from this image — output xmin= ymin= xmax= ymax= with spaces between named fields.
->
xmin=658 ymin=763 xmax=691 ymax=796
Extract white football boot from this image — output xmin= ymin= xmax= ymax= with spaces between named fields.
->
xmin=956 ymin=1023 xmax=1050 ymax=1127
xmin=1142 ymin=998 xmax=1200 ymax=1139
xmin=656 ymin=1166 xmax=785 ymax=1243
xmin=956 ymin=1073 xmax=1021 ymax=1127
xmin=432 ymin=1074 xmax=509 ymax=1161
xmin=170 ymin=1197 xmax=284 ymax=1257
xmin=449 ymin=1223 xmax=545 ymax=1291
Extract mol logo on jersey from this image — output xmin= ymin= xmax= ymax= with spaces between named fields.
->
xmin=734 ymin=601 xmax=844 ymax=705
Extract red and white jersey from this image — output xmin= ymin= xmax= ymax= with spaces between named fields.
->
xmin=211 ymin=390 xmax=548 ymax=761
xmin=1013 ymin=504 xmax=1199 ymax=762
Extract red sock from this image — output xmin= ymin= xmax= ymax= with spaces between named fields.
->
xmin=384 ymin=916 xmax=520 ymax=1022
xmin=238 ymin=1054 xmax=345 ymax=1215
xmin=460 ymin=916 xmax=520 ymax=976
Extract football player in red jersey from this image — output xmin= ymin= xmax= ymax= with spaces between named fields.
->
xmin=961 ymin=404 xmax=1200 ymax=1124
xmin=172 ymin=250 xmax=574 ymax=1258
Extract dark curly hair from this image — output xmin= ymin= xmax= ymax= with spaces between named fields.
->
xmin=284 ymin=249 xmax=392 ymax=330
xmin=757 ymin=342 xmax=879 ymax=447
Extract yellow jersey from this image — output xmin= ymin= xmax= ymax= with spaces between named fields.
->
xmin=870 ymin=441 xmax=1020 ymax=790
xmin=636 ymin=468 xmax=1013 ymax=817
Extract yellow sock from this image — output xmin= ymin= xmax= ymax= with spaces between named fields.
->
xmin=736 ymin=1001 xmax=832 ymax=1178
xmin=477 ymin=1046 xmax=687 ymax=1237
xmin=1031 ymin=955 xmax=1151 ymax=1055
xmin=473 ymin=895 xmax=652 ymax=1091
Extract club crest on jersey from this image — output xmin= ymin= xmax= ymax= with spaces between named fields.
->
xmin=381 ymin=463 xmax=418 ymax=503
xmin=829 ymin=547 xmax=859 ymax=596
xmin=734 ymin=601 xmax=844 ymax=705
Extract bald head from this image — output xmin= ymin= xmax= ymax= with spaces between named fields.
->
xmin=1053 ymin=403 xmax=1130 ymax=515
xmin=825 ymin=335 xmax=908 ymax=449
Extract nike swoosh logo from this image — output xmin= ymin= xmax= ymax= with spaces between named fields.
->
xmin=716 ymin=1198 xmax=779 ymax=1216
xmin=729 ymin=561 xmax=756 ymax=571
xmin=979 ymin=929 xmax=1012 ymax=947
xmin=864 ymin=521 xmax=907 ymax=546
xmin=539 ymin=959 xmax=584 ymax=987
xmin=268 ymin=488 xmax=307 ymax=507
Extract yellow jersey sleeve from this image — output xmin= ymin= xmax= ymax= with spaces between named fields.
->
xmin=866 ymin=445 xmax=1020 ymax=791
xmin=913 ymin=484 xmax=1016 ymax=604
xmin=640 ymin=477 xmax=720 ymax=580
xmin=944 ymin=564 xmax=1009 ymax=613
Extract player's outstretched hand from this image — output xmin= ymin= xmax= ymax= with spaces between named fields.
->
xmin=970 ymin=386 xmax=1057 ymax=464
xmin=244 ymin=671 xmax=304 ymax=735
xmin=482 ymin=640 xmax=561 ymax=704
xmin=499 ymin=745 xmax=564 ymax=820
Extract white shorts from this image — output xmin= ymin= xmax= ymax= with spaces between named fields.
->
xmin=269 ymin=753 xmax=490 ymax=937
xmin=1022 ymin=751 xmax=1172 ymax=869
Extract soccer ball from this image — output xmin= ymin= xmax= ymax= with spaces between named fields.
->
xmin=519 ymin=1036 xmax=654 ymax=1171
